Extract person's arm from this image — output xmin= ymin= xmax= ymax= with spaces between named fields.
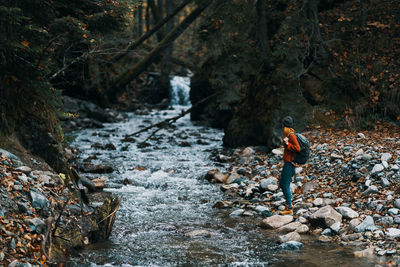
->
xmin=287 ymin=134 xmax=300 ymax=152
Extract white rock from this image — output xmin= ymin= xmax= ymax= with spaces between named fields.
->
xmin=348 ymin=218 xmax=362 ymax=230
xmin=357 ymin=133 xmax=366 ymax=139
xmin=381 ymin=153 xmax=392 ymax=162
xmin=309 ymin=205 xmax=342 ymax=227
xmin=229 ymin=209 xmax=245 ymax=217
xmin=277 ymin=222 xmax=303 ymax=233
xmin=382 ymin=161 xmax=389 ymax=169
xmin=313 ymin=198 xmax=323 ymax=207
xmin=330 ymin=222 xmax=341 ymax=233
xmin=355 ymin=149 xmax=364 ymax=156
xmin=254 ymin=205 xmax=270 ymax=213
xmin=391 ymin=164 xmax=399 ymax=171
xmin=371 ymin=164 xmax=384 ymax=174
xmin=272 ymin=148 xmax=284 ymax=156
xmin=388 ymin=208 xmax=399 ymax=216
xmin=295 ymin=167 xmax=303 ymax=174
xmin=385 ymin=228 xmax=400 ymax=238
xmin=296 ymin=224 xmax=309 ymax=234
xmin=335 ymin=206 xmax=359 ymax=219
xmin=355 ymin=216 xmax=377 ymax=232
xmin=279 ymin=231 xmax=301 ymax=243
xmin=266 ymin=184 xmax=278 ymax=192
xmin=260 ymin=215 xmax=293 ymax=229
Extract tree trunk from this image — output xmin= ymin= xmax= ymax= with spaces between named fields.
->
xmin=108 ymin=0 xmax=212 ymax=101
xmin=303 ymin=0 xmax=328 ymax=63
xmin=146 ymin=2 xmax=151 ymax=32
xmin=138 ymin=5 xmax=143 ymax=36
xmin=255 ymin=0 xmax=271 ymax=66
xmin=108 ymin=0 xmax=191 ymax=68
xmin=159 ymin=0 xmax=175 ymax=100
xmin=148 ymin=0 xmax=164 ymax=41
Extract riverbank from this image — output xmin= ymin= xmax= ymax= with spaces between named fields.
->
xmin=206 ymin=122 xmax=400 ymax=264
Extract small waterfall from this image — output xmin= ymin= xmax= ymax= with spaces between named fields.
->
xmin=169 ymin=76 xmax=191 ymax=106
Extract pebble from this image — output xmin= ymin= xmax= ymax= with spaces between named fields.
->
xmin=362 ymin=185 xmax=379 ymax=196
xmin=279 ymin=231 xmax=301 ymax=243
xmin=185 ymin=230 xmax=211 ymax=238
xmin=313 ymin=198 xmax=323 ymax=206
xmin=16 ymin=166 xmax=32 ymax=174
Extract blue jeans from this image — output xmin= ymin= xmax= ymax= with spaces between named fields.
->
xmin=280 ymin=162 xmax=295 ymax=208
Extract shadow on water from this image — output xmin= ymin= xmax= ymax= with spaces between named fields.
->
xmin=69 ymin=77 xmax=381 ymax=266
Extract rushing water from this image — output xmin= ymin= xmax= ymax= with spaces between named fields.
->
xmin=70 ymin=78 xmax=381 ymax=266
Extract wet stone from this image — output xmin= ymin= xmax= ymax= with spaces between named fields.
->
xmin=279 ymin=241 xmax=303 ymax=250
xmin=229 ymin=209 xmax=245 ymax=217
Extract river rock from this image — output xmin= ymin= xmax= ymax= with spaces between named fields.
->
xmin=296 ymin=224 xmax=309 ymax=234
xmin=225 ymin=172 xmax=241 ymax=184
xmin=313 ymin=198 xmax=323 ymax=206
xmin=371 ymin=164 xmax=384 ymax=174
xmin=185 ymin=230 xmax=211 ymax=238
xmin=335 ymin=206 xmax=359 ymax=219
xmin=385 ymin=228 xmax=400 ymax=238
xmin=277 ymin=222 xmax=303 ymax=233
xmin=30 ymin=190 xmax=49 ymax=209
xmin=388 ymin=208 xmax=399 ymax=216
xmin=230 ymin=209 xmax=245 ymax=217
xmin=394 ymin=199 xmax=400 ymax=209
xmin=25 ymin=218 xmax=46 ymax=234
xmin=341 ymin=233 xmax=362 ymax=242
xmin=362 ymin=185 xmax=379 ymax=196
xmin=381 ymin=153 xmax=392 ymax=162
xmin=205 ymin=169 xmax=228 ymax=183
xmin=279 ymin=231 xmax=301 ymax=243
xmin=16 ymin=166 xmax=32 ymax=174
xmin=381 ymin=178 xmax=390 ymax=187
xmin=272 ymin=148 xmax=283 ymax=156
xmin=355 ymin=216 xmax=377 ymax=232
xmin=260 ymin=177 xmax=278 ymax=190
xmin=92 ymin=177 xmax=107 ymax=190
xmin=38 ymin=174 xmax=52 ymax=185
xmin=357 ymin=133 xmax=366 ymax=139
xmin=266 ymin=184 xmax=278 ymax=192
xmin=330 ymin=222 xmax=341 ymax=233
xmin=80 ymin=176 xmax=96 ymax=192
xmin=279 ymin=241 xmax=303 ymax=250
xmin=259 ymin=215 xmax=293 ymax=229
xmin=309 ymin=205 xmax=342 ymax=228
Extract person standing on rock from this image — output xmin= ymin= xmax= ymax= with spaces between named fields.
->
xmin=279 ymin=116 xmax=300 ymax=215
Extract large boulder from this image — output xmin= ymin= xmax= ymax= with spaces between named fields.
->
xmin=309 ymin=205 xmax=342 ymax=228
xmin=260 ymin=215 xmax=293 ymax=229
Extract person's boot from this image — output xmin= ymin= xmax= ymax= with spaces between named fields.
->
xmin=279 ymin=206 xmax=293 ymax=215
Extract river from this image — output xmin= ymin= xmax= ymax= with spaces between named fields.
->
xmin=70 ymin=77 xmax=380 ymax=266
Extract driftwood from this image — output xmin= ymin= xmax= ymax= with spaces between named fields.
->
xmin=128 ymin=92 xmax=220 ymax=138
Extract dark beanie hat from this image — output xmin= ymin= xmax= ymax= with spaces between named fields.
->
xmin=282 ymin=116 xmax=294 ymax=128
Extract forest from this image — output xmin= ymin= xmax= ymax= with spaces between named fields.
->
xmin=0 ymin=0 xmax=399 ymax=265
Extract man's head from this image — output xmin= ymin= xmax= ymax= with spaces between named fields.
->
xmin=282 ymin=116 xmax=294 ymax=128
